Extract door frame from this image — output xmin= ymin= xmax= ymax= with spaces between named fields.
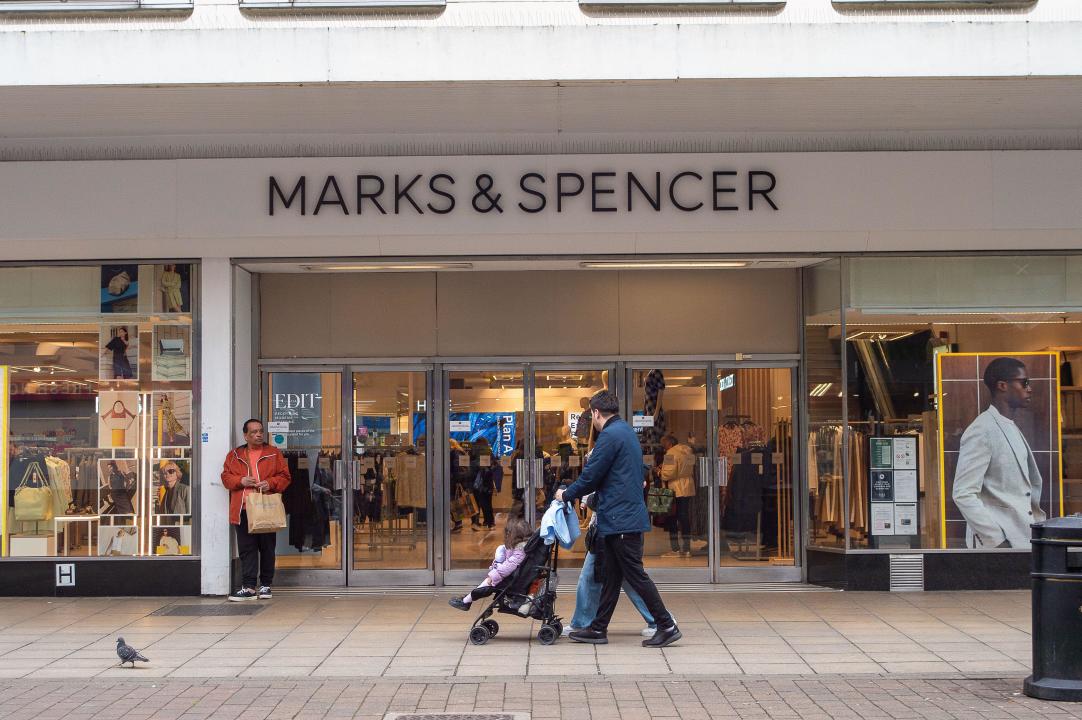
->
xmin=439 ymin=362 xmax=532 ymax=587
xmin=709 ymin=360 xmax=803 ymax=583
xmin=346 ymin=363 xmax=438 ymax=587
xmin=258 ymin=364 xmax=349 ymax=587
xmin=259 ymin=363 xmax=440 ymax=587
xmin=625 ymin=360 xmax=804 ymax=584
xmin=260 ymin=355 xmax=805 ymax=587
xmin=624 ymin=362 xmax=717 ymax=584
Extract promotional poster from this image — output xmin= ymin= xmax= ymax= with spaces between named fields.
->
xmin=936 ymin=352 xmax=1062 ymax=549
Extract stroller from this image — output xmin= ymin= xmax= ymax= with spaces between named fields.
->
xmin=466 ymin=523 xmax=565 ymax=646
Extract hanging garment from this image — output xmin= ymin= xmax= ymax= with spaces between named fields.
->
xmin=642 ymin=369 xmax=667 ymax=445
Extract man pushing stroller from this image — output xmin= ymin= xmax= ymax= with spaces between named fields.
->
xmin=556 ymin=390 xmax=681 ymax=648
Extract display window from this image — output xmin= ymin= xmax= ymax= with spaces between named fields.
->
xmin=806 ymin=255 xmax=1081 ymax=551
xmin=0 ymin=263 xmax=197 ymax=559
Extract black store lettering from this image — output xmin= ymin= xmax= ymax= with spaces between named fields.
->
xmin=556 ymin=172 xmax=585 ymax=212
xmin=314 ymin=175 xmax=348 ymax=215
xmin=748 ymin=170 xmax=779 ymax=211
xmin=591 ymin=172 xmax=617 ymax=213
xmin=669 ymin=171 xmax=704 ymax=212
xmin=427 ymin=174 xmax=456 ymax=214
xmin=269 ymin=176 xmax=306 ymax=216
xmin=712 ymin=171 xmax=738 ymax=211
xmin=395 ymin=174 xmax=425 ymax=215
xmin=356 ymin=174 xmax=388 ymax=214
xmin=518 ymin=173 xmax=546 ymax=213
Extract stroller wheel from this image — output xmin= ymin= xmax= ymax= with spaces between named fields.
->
xmin=482 ymin=620 xmax=499 ymax=637
xmin=469 ymin=626 xmax=491 ymax=646
xmin=551 ymin=620 xmax=563 ymax=637
xmin=537 ymin=625 xmax=559 ymax=646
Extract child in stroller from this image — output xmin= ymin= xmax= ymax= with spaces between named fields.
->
xmin=447 ymin=515 xmax=566 ymax=646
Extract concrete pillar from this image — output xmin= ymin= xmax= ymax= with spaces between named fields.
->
xmin=199 ymin=257 xmax=233 ymax=595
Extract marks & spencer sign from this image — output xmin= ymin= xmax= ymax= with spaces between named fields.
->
xmin=268 ymin=168 xmax=778 ymax=218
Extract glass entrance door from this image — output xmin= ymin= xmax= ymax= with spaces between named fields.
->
xmin=264 ymin=370 xmax=347 ymax=586
xmin=348 ymin=368 xmax=435 ymax=586
xmin=444 ymin=368 xmax=525 ymax=580
xmin=442 ymin=364 xmax=616 ymax=584
xmin=715 ymin=366 xmax=799 ymax=580
xmin=263 ymin=366 xmax=437 ymax=587
xmin=628 ymin=367 xmax=713 ymax=582
xmin=530 ymin=367 xmax=613 ymax=571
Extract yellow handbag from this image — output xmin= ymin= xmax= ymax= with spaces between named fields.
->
xmin=14 ymin=464 xmax=53 ymax=522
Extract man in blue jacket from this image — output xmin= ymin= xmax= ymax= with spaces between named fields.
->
xmin=556 ymin=390 xmax=681 ymax=648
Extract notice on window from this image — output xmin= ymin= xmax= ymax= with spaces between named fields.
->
xmin=870 ymin=471 xmax=894 ymax=502
xmin=894 ymin=470 xmax=918 ymax=503
xmin=267 ymin=421 xmax=289 ymax=434
xmin=479 ymin=455 xmax=491 ymax=467
xmin=870 ymin=438 xmax=893 ymax=469
xmin=569 ymin=455 xmax=580 ymax=468
xmin=449 ymin=420 xmax=471 ymax=432
xmin=867 ymin=436 xmax=920 ymax=539
xmin=893 ymin=437 xmax=917 ymax=470
xmin=633 ymin=414 xmax=654 ymax=429
xmin=894 ymin=503 xmax=918 ymax=535
xmin=871 ymin=503 xmax=895 ymax=536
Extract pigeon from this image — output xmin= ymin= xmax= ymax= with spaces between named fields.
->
xmin=116 ymin=637 xmax=149 ymax=668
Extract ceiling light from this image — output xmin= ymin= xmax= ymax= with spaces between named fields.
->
xmin=302 ymin=262 xmax=473 ymax=272
xmin=579 ymin=260 xmax=749 ymax=270
xmin=846 ymin=331 xmax=915 ymax=342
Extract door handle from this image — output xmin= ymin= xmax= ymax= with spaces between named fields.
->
xmin=352 ymin=460 xmax=361 ymax=491
xmin=333 ymin=459 xmax=345 ymax=491
xmin=515 ymin=459 xmax=527 ymax=489
xmin=717 ymin=457 xmax=729 ymax=488
xmin=697 ymin=457 xmax=710 ymax=488
xmin=534 ymin=458 xmax=545 ymax=493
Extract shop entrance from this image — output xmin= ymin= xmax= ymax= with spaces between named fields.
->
xmin=261 ymin=361 xmax=799 ymax=587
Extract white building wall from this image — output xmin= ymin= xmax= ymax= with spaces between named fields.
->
xmin=1 ymin=0 xmax=1081 ymax=86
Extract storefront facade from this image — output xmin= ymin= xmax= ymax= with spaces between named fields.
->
xmin=0 ymin=150 xmax=1079 ymax=594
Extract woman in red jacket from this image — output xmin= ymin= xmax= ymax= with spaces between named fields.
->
xmin=221 ymin=419 xmax=291 ymax=601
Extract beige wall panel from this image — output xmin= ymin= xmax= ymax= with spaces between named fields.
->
xmin=328 ymin=273 xmax=438 ymax=357
xmin=436 ymin=271 xmax=620 ymax=357
xmin=260 ymin=273 xmax=333 ymax=358
xmin=618 ymin=269 xmax=799 ymax=355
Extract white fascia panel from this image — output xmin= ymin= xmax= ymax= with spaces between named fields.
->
xmin=239 ymin=0 xmax=444 ymax=8
xmin=0 ymin=0 xmax=190 ymax=11
xmin=1 ymin=20 xmax=1081 ymax=85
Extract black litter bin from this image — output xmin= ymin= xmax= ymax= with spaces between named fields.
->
xmin=1025 ymin=516 xmax=1082 ymax=701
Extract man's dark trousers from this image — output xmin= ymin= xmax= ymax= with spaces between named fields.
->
xmin=235 ymin=509 xmax=276 ymax=588
xmin=590 ymin=532 xmax=673 ymax=632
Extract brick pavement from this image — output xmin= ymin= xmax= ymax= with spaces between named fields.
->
xmin=0 ymin=591 xmax=1033 ymax=679
xmin=0 ymin=677 xmax=1077 ymax=720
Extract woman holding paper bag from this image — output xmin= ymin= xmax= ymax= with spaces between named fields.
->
xmin=222 ymin=418 xmax=291 ymax=601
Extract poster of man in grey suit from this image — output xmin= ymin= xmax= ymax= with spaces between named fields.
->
xmin=951 ymin=357 xmax=1047 ymax=549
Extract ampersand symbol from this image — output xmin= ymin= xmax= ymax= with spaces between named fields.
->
xmin=472 ymin=174 xmax=504 ymax=214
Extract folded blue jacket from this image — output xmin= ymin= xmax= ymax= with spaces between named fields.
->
xmin=539 ymin=499 xmax=580 ymax=550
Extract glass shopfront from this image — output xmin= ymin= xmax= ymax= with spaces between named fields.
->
xmin=806 ymin=255 xmax=1082 ymax=566
xmin=0 ymin=262 xmax=198 ymax=561
xmin=255 ymin=265 xmax=803 ymax=587
xmin=260 ymin=362 xmax=801 ymax=587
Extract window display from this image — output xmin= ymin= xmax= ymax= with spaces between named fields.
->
xmin=805 ymin=254 xmax=1081 ymax=551
xmin=0 ymin=262 xmax=198 ymax=559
